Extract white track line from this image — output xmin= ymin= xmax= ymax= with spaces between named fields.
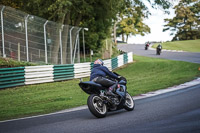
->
xmin=1 ymin=78 xmax=200 ymax=123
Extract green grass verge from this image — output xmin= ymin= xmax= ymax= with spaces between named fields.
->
xmin=0 ymin=55 xmax=200 ymax=121
xmin=118 ymin=56 xmax=200 ymax=96
xmin=152 ymin=39 xmax=200 ymax=52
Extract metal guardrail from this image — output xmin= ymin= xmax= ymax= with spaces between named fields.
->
xmin=53 ymin=64 xmax=74 ymax=81
xmin=111 ymin=57 xmax=118 ymax=70
xmin=0 ymin=67 xmax=25 ymax=88
xmin=0 ymin=52 xmax=133 ymax=89
xmin=74 ymin=62 xmax=91 ymax=78
xmin=25 ymin=65 xmax=54 ymax=84
xmin=123 ymin=53 xmax=128 ymax=64
xmin=118 ymin=54 xmax=124 ymax=67
xmin=128 ymin=52 xmax=133 ymax=63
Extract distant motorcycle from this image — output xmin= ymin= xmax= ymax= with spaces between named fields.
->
xmin=145 ymin=43 xmax=150 ymax=50
xmin=79 ymin=72 xmax=135 ymax=118
xmin=156 ymin=45 xmax=162 ymax=55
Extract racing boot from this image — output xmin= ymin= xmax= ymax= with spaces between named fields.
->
xmin=105 ymin=87 xmax=115 ymax=96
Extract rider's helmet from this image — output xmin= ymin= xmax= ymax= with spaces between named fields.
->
xmin=94 ymin=59 xmax=104 ymax=66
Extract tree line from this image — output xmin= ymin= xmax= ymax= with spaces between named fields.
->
xmin=0 ymin=0 xmax=174 ymax=45
xmin=2 ymin=0 xmax=198 ymax=63
xmin=164 ymin=0 xmax=200 ymax=40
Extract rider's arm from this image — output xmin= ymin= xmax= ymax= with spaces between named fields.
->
xmin=100 ymin=66 xmax=118 ymax=79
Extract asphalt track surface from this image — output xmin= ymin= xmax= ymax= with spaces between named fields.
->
xmin=117 ymin=44 xmax=200 ymax=64
xmin=0 ymin=84 xmax=200 ymax=133
xmin=1 ymin=44 xmax=200 ymax=133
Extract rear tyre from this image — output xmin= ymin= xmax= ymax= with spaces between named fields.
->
xmin=87 ymin=94 xmax=107 ymax=118
xmin=124 ymin=92 xmax=135 ymax=111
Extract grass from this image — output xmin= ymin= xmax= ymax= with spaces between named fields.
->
xmin=152 ymin=39 xmax=200 ymax=52
xmin=0 ymin=79 xmax=89 ymax=120
xmin=117 ymin=56 xmax=200 ymax=96
xmin=0 ymin=55 xmax=200 ymax=121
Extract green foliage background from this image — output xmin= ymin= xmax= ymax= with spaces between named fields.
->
xmin=0 ymin=0 xmax=174 ymax=51
xmin=164 ymin=0 xmax=200 ymax=40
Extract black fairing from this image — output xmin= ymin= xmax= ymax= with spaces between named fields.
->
xmin=79 ymin=76 xmax=129 ymax=112
xmin=79 ymin=81 xmax=106 ymax=95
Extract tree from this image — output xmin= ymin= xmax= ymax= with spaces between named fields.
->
xmin=1 ymin=0 xmax=174 ymax=63
xmin=163 ymin=0 xmax=200 ymax=40
xmin=115 ymin=0 xmax=173 ymax=43
xmin=116 ymin=4 xmax=150 ymax=42
xmin=25 ymin=0 xmax=125 ymax=63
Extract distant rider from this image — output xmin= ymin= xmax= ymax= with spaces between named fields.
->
xmin=146 ymin=42 xmax=150 ymax=46
xmin=157 ymin=44 xmax=162 ymax=50
xmin=145 ymin=42 xmax=150 ymax=50
xmin=90 ymin=59 xmax=120 ymax=96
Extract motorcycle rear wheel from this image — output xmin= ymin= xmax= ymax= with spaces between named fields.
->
xmin=124 ymin=92 xmax=135 ymax=111
xmin=87 ymin=94 xmax=107 ymax=118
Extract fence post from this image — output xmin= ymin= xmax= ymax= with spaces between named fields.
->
xmin=44 ymin=20 xmax=48 ymax=64
xmin=73 ymin=32 xmax=78 ymax=64
xmin=78 ymin=28 xmax=81 ymax=63
xmin=72 ymin=28 xmax=82 ymax=64
xmin=82 ymin=29 xmax=85 ymax=62
xmin=1 ymin=6 xmax=5 ymax=57
xmin=70 ymin=27 xmax=74 ymax=64
xmin=25 ymin=14 xmax=29 ymax=62
xmin=110 ymin=41 xmax=112 ymax=58
xmin=82 ymin=28 xmax=88 ymax=62
xmin=59 ymin=25 xmax=64 ymax=64
xmin=18 ymin=43 xmax=20 ymax=61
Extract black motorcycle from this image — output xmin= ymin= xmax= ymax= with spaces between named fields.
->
xmin=79 ymin=72 xmax=135 ymax=118
xmin=156 ymin=46 xmax=162 ymax=55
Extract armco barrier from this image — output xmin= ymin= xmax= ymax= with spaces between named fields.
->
xmin=74 ymin=62 xmax=91 ymax=78
xmin=0 ymin=52 xmax=133 ymax=89
xmin=128 ymin=52 xmax=133 ymax=63
xmin=123 ymin=53 xmax=128 ymax=64
xmin=0 ymin=67 xmax=25 ymax=88
xmin=53 ymin=64 xmax=74 ymax=81
xmin=103 ymin=59 xmax=112 ymax=71
xmin=25 ymin=65 xmax=54 ymax=85
xmin=111 ymin=57 xmax=118 ymax=70
xmin=117 ymin=55 xmax=124 ymax=67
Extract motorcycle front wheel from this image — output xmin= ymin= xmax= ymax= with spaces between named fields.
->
xmin=87 ymin=94 xmax=107 ymax=118
xmin=124 ymin=92 xmax=135 ymax=111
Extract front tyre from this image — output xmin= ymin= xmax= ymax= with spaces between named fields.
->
xmin=87 ymin=94 xmax=107 ymax=118
xmin=158 ymin=50 xmax=161 ymax=55
xmin=124 ymin=92 xmax=135 ymax=111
